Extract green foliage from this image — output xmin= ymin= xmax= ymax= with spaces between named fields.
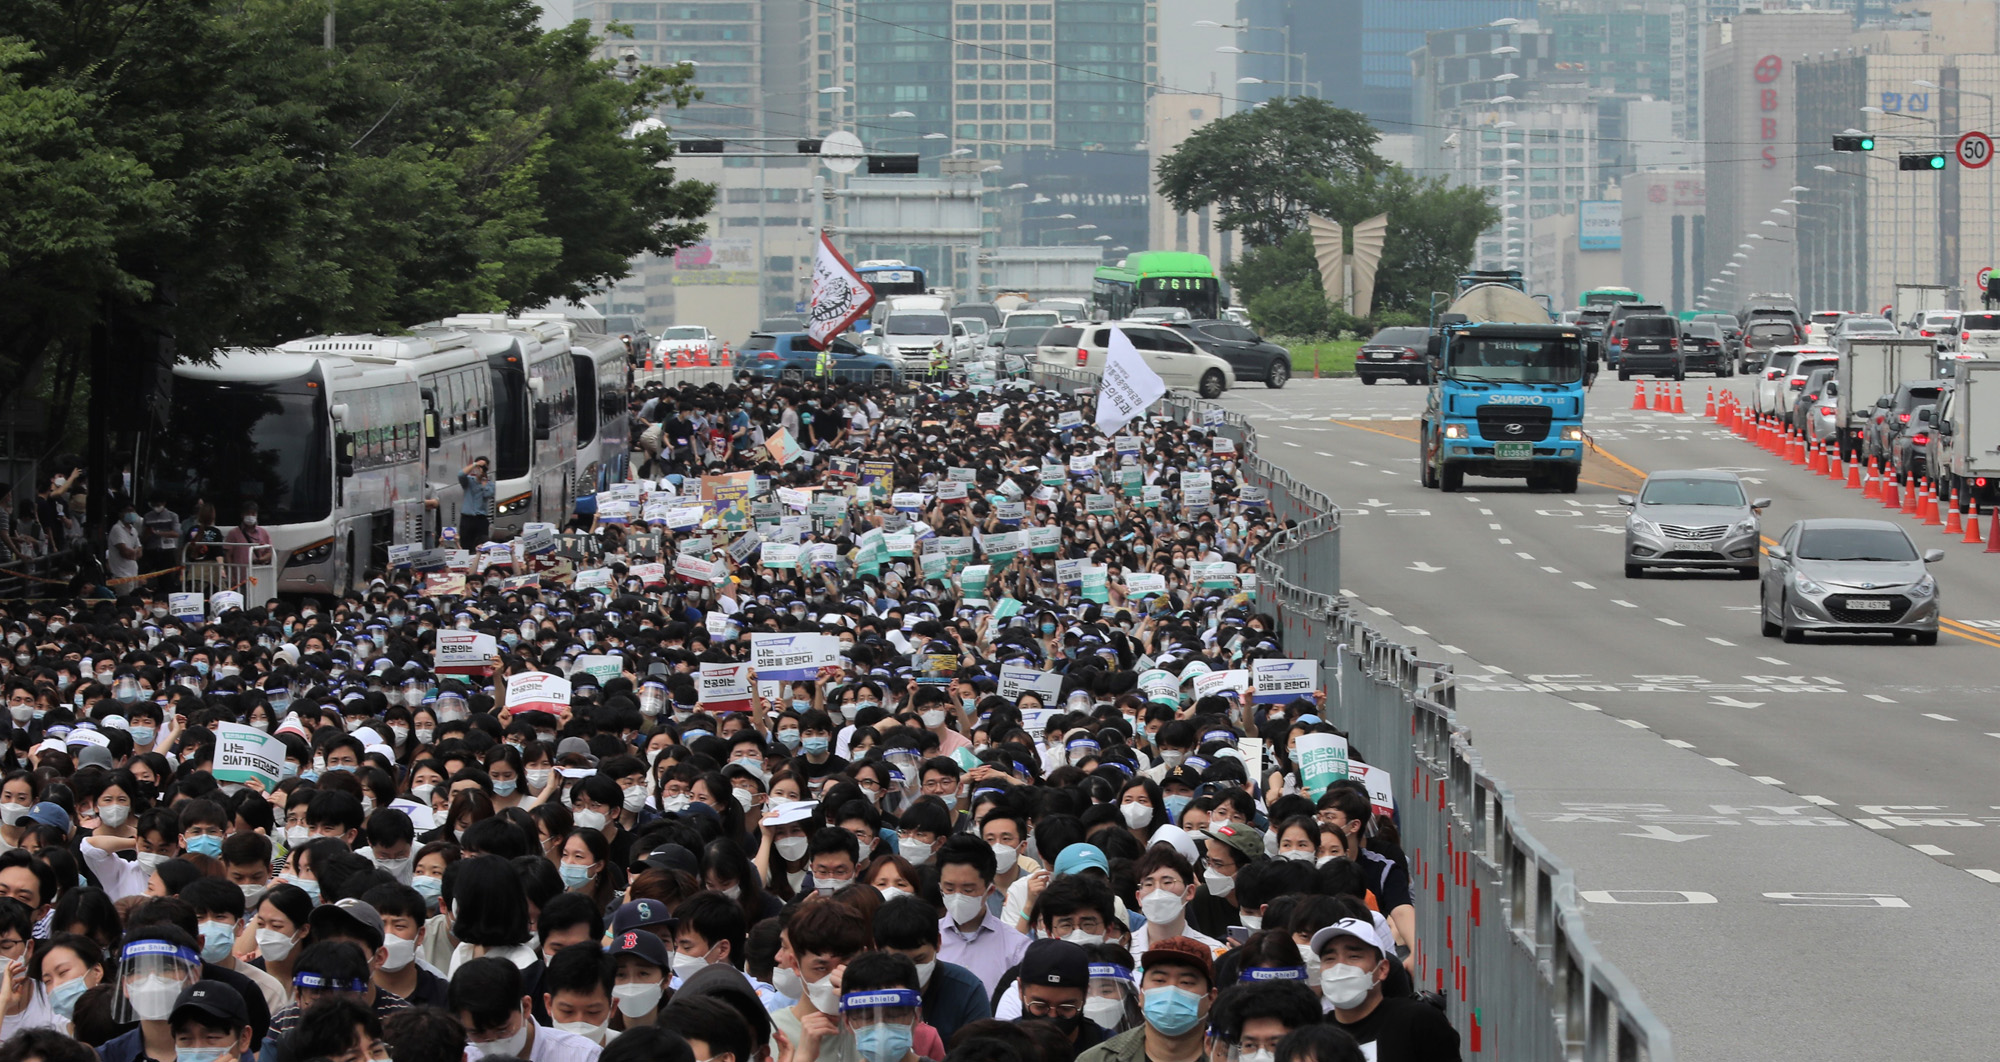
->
xmin=0 ymin=0 xmax=714 ymax=404
xmin=1154 ymin=97 xmax=1383 ymax=247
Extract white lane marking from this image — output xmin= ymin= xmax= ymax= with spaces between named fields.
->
xmin=1489 ymin=523 xmax=1504 ymax=530
xmin=1707 ymin=757 xmax=1739 ymax=766
xmin=1913 ymin=844 xmax=1954 ymax=857
xmin=1479 ymin=508 xmax=1494 ymax=515
xmin=1541 ymin=565 xmax=1562 ymax=573
xmin=1515 ymin=552 xmax=1535 ymax=560
xmin=1438 ymin=644 xmax=1465 ymax=654
xmin=1484 ymin=665 xmax=1511 ymax=674
xmin=1496 ymin=538 xmax=1512 ymax=544
xmin=1657 ymin=617 xmax=1685 ymax=627
xmin=1282 ymin=441 xmax=1300 ymax=447
xmin=1866 ymin=694 xmax=1897 ymax=703
xmin=1758 ymin=656 xmax=1790 ymax=665
xmin=1857 ymin=818 xmax=1893 ymax=830
xmin=1707 ymin=637 xmax=1736 ymax=646
xmin=1611 ymin=599 xmax=1638 ymax=608
xmin=1368 ymin=606 xmax=1391 ymax=616
xmin=1572 ymin=702 xmax=1603 ymax=712
xmin=1665 ymin=739 xmax=1696 ymax=749
xmin=1350 ymin=460 xmax=1368 ymax=466
xmin=1404 ymin=626 xmax=1428 ymax=635
xmin=1968 ymin=869 xmax=2000 ymax=883
xmin=1803 ymin=795 xmax=1838 ymax=806
xmin=1752 ymin=776 xmax=1785 ymax=785
xmin=1619 ymin=718 xmax=1649 ymax=729
xmin=1465 ymin=497 xmax=1482 ymax=502
xmin=1573 ymin=581 xmax=1596 ymax=590
xmin=1925 ymin=713 xmax=1957 ymax=721
xmin=1381 ymin=469 xmax=1399 ymax=475
xmin=1315 ymin=452 xmax=1334 ymax=457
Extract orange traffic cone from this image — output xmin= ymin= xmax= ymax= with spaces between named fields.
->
xmin=1882 ymin=475 xmax=1901 ymax=510
xmin=1965 ymin=504 xmax=1984 ymax=544
xmin=1671 ymin=383 xmax=1687 ymax=414
xmin=1846 ymin=456 xmax=1863 ymax=490
xmin=1863 ymin=457 xmax=1882 ymax=498
xmin=1632 ymin=382 xmax=1646 ymax=410
xmin=1924 ymin=482 xmax=1944 ymax=526
xmin=1902 ymin=475 xmax=1921 ymax=515
xmin=1828 ymin=447 xmax=1843 ymax=480
xmin=1946 ymin=498 xmax=1963 ymax=535
xmin=1704 ymin=387 xmax=1717 ymax=418
xmin=1985 ymin=508 xmax=2000 ymax=553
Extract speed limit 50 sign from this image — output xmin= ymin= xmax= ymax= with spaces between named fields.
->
xmin=1958 ymin=130 xmax=1992 ymax=169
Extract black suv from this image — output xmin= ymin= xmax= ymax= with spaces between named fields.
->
xmin=1615 ymin=315 xmax=1684 ymax=380
xmin=1167 ymin=320 xmax=1293 ymax=388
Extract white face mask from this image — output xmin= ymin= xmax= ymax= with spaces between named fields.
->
xmin=775 ymin=835 xmax=809 ymax=861
xmin=990 ymin=842 xmax=1019 ymax=875
xmin=1120 ymin=802 xmax=1153 ymax=829
xmin=914 ymin=960 xmax=936 ymax=988
xmin=613 ymin=982 xmax=663 ymax=1018
xmin=1202 ymin=866 xmax=1235 ymax=897
xmin=381 ymin=935 xmax=418 ymax=971
xmin=1239 ymin=911 xmax=1263 ymax=931
xmin=553 ymin=1020 xmax=610 ymax=1045
xmin=1321 ymin=962 xmax=1375 ymax=1009
xmin=942 ymin=890 xmax=986 ymax=925
xmin=572 ymin=809 xmax=608 ymax=831
xmin=669 ymin=949 xmax=707 ymax=980
xmin=804 ymin=972 xmax=842 ymax=1014
xmin=1084 ymin=995 xmax=1124 ymax=1030
xmin=1062 ymin=929 xmax=1104 ymax=946
xmin=1138 ymin=887 xmax=1185 ymax=925
xmin=623 ymin=785 xmax=650 ymax=813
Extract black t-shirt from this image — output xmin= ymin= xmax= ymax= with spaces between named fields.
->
xmin=1186 ymin=889 xmax=1239 ymax=939
xmin=798 ymin=752 xmax=850 ymax=784
xmin=1335 ymin=996 xmax=1461 ymax=1062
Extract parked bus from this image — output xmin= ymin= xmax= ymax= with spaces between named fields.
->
xmin=1092 ymin=252 xmax=1222 ymax=320
xmin=439 ymin=315 xmax=578 ymax=538
xmin=1580 ymin=286 xmax=1644 ymax=308
xmin=565 ymin=325 xmax=633 ymax=507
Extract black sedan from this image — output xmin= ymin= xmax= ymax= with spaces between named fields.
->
xmin=1167 ymin=320 xmax=1293 ymax=388
xmin=1355 ymin=326 xmax=1432 ymax=385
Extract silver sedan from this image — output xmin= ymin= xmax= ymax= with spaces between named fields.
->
xmin=1760 ymin=518 xmax=1942 ymax=644
xmin=1622 ymin=470 xmax=1768 ymax=579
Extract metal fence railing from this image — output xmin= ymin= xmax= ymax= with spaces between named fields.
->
xmin=1162 ymin=385 xmax=1671 ymax=1062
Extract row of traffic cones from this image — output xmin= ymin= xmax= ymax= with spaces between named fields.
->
xmin=1708 ymin=394 xmax=2000 ymax=551
xmin=1630 ymin=379 xmax=1689 ymax=414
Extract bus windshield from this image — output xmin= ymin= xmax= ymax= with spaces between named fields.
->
xmin=1138 ymin=276 xmax=1219 ymax=319
xmin=149 ymin=378 xmax=331 ymax=526
xmin=1447 ymin=335 xmax=1586 ymax=385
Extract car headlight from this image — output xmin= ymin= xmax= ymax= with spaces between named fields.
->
xmin=1443 ymin=423 xmax=1468 ymax=439
xmin=1793 ymin=574 xmax=1828 ymax=596
xmin=1909 ymin=574 xmax=1936 ymax=599
xmin=1730 ymin=519 xmax=1758 ymax=537
xmin=1628 ymin=516 xmax=1660 ymax=538
xmin=1560 ymin=425 xmax=1584 ymax=441
xmin=496 ymin=493 xmax=532 ymax=516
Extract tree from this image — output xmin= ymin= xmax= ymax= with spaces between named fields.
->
xmin=1154 ymin=97 xmax=1384 ymax=247
xmin=0 ymin=0 xmax=714 ymax=527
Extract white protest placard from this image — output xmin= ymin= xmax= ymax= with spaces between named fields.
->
xmin=976 ymin=410 xmax=1002 ymax=428
xmin=595 ymin=498 xmax=631 ymax=525
xmin=1213 ymin=435 xmax=1237 ymax=456
xmin=778 ymin=487 xmax=812 ymax=511
xmin=750 ymin=632 xmax=843 ymax=682
xmin=705 ymin=611 xmax=740 ymax=640
xmin=1353 ymin=762 xmax=1396 ymax=815
xmin=664 ymin=505 xmax=706 ymax=530
xmin=573 ymin=567 xmax=612 ymax=591
xmin=1138 ymin=668 xmax=1180 ymax=704
xmin=573 ymin=655 xmax=624 ymax=684
xmin=1193 ymin=668 xmax=1249 ymax=700
xmin=1054 ymin=557 xmax=1086 ymax=586
xmin=630 ymin=562 xmax=668 ymax=586
xmin=1251 ymin=658 xmax=1317 ymax=704
xmin=936 ymin=481 xmax=968 ymax=504
xmin=674 ymin=553 xmax=724 ymax=584
xmin=1056 ymin=410 xmax=1084 ymax=430
xmin=214 ymin=723 xmax=287 ymax=791
xmin=998 ymin=661 xmax=1064 ymax=704
xmin=892 ymin=492 xmax=925 ymax=513
xmin=168 ymin=593 xmax=204 ymax=620
xmin=1068 ymin=454 xmax=1096 ymax=476
xmin=1125 ymin=571 xmax=1167 ymax=597
xmin=1026 ymin=525 xmax=1061 ymax=553
xmin=697 ymin=662 xmax=754 ymax=713
xmin=1296 ymin=732 xmax=1351 ymax=800
xmin=506 ymin=672 xmax=571 ymax=719
xmin=1094 ymin=327 xmax=1168 ymax=433
xmin=434 ymin=632 xmax=498 ymax=676
xmin=761 ymin=543 xmax=802 ymax=569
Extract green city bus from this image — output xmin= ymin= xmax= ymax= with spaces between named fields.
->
xmin=1092 ymin=252 xmax=1223 ymax=320
xmin=1579 ymin=286 xmax=1644 ymax=308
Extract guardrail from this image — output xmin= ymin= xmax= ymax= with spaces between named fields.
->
xmin=1165 ymin=385 xmax=1670 ymax=1061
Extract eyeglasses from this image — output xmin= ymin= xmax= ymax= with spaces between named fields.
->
xmin=0 ymin=937 xmax=26 ymax=956
xmin=1201 ymin=857 xmax=1238 ymax=871
xmin=1023 ymin=999 xmax=1082 ymax=1018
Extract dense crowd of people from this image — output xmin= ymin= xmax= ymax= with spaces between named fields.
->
xmin=0 ymin=369 xmax=1459 ymax=1062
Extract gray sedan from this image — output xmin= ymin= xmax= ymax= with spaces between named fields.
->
xmin=1621 ymin=470 xmax=1767 ymax=579
xmin=1760 ymin=518 xmax=1943 ymax=644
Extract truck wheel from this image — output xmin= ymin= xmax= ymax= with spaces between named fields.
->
xmin=1558 ymin=467 xmax=1580 ymax=493
xmin=1420 ymin=445 xmax=1438 ymax=488
xmin=1440 ymin=464 xmax=1464 ymax=493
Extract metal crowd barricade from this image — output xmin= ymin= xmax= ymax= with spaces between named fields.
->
xmin=180 ymin=543 xmax=281 ymax=610
xmin=1157 ymin=380 xmax=1672 ymax=1061
xmin=633 ymin=365 xmax=739 ymax=389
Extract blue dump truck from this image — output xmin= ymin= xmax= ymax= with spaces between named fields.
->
xmin=1418 ymin=271 xmax=1600 ymax=493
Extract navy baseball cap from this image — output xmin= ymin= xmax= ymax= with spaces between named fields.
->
xmin=609 ymin=899 xmax=676 ymax=937
xmin=606 ymin=928 xmax=669 ymax=969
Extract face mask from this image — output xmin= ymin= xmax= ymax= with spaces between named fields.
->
xmin=1139 ymin=888 xmax=1185 ymax=925
xmin=775 ymin=835 xmax=809 ymax=861
xmin=990 ymin=843 xmax=1019 ymax=874
xmin=719 ymin=883 xmax=742 ymax=901
xmin=199 ymin=920 xmax=235 ymax=963
xmin=126 ymin=974 xmax=184 ymax=1021
xmin=802 ymin=736 xmax=829 ymax=756
xmin=793 ymin=699 xmax=813 ymax=713
xmin=1321 ymin=962 xmax=1375 ymax=1009
xmin=771 ymin=966 xmax=804 ymax=1000
xmin=492 ymin=779 xmax=518 ymax=797
xmin=471 ymin=1020 xmax=529 ymax=1060
xmin=1062 ymin=928 xmax=1104 ymax=946
xmin=1084 ymin=994 xmax=1123 ymax=1030
xmin=1120 ymin=803 xmax=1153 ymax=829
xmin=853 ymin=1021 xmax=914 ymax=1062
xmin=1298 ymin=943 xmax=1321 ymax=981
xmin=942 ymin=891 xmax=985 ymax=925
xmin=0 ymin=803 xmax=27 ymax=828
xmin=553 ymin=1020 xmax=609 ymax=1046
xmin=559 ymin=862 xmax=595 ymax=889
xmin=6 ymin=705 xmax=27 ymax=724
xmin=130 ymin=725 xmax=156 ymax=746
xmin=573 ymin=809 xmax=608 ymax=831
xmin=379 ymin=934 xmax=418 ymax=972
xmin=255 ymin=926 xmax=299 ymax=963
xmin=920 ymin=709 xmax=947 ymax=728
xmin=49 ymin=975 xmax=88 ymax=1020
xmin=670 ymin=950 xmax=707 ymax=981
xmin=186 ymin=834 xmax=224 ymax=859
xmin=1202 ymin=867 xmax=1234 ymax=897
xmin=412 ymin=875 xmax=443 ymax=902
xmin=622 ymin=785 xmax=649 ymax=813
xmin=777 ymin=729 xmax=801 ymax=749
xmin=613 ymin=982 xmax=663 ymax=1018
xmin=1240 ymin=911 xmax=1264 ymax=931
xmin=903 ymin=840 xmax=934 ymax=867
xmin=804 ymin=972 xmax=842 ymax=1015
xmin=98 ymin=804 xmax=130 ymax=829
xmin=1140 ymin=985 xmax=1204 ymax=1036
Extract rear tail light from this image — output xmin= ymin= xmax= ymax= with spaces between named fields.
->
xmin=1965 ymin=332 xmax=1972 ymax=341
xmin=1076 ymin=348 xmax=1089 ymax=366
xmin=757 ymin=351 xmax=781 ymax=361
xmin=1978 ymin=477 xmax=1989 ymax=487
xmin=1821 ymin=406 xmax=1836 ymax=416
xmin=1914 ymin=432 xmax=1931 ymax=445
xmin=1668 ymin=338 xmax=1680 ymax=350
xmin=1401 ymin=349 xmax=1419 ymax=360
xmin=1899 ymin=413 xmax=1910 ymax=423
xmin=1921 ymin=330 xmax=1933 ymax=337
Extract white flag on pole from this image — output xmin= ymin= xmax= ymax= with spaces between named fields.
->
xmin=1094 ymin=327 xmax=1167 ymax=434
xmin=807 ymin=233 xmax=876 ymax=349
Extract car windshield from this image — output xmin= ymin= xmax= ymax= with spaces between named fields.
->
xmin=1446 ymin=335 xmax=1585 ymax=384
xmin=1640 ymin=478 xmax=1745 ymax=506
xmin=885 ymin=315 xmax=949 ymax=336
xmin=659 ymin=327 xmax=707 ymax=340
xmin=955 ymin=319 xmax=988 ymax=335
xmin=1795 ymin=527 xmax=1918 ymax=562
xmin=1751 ymin=323 xmax=1797 ymax=336
xmin=1005 ymin=328 xmax=1048 ymax=347
xmin=1844 ymin=318 xmax=1895 ymax=332
xmin=1009 ymin=313 xmax=1060 ymax=329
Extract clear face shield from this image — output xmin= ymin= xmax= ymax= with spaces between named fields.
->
xmin=840 ymin=989 xmax=922 ymax=1062
xmin=112 ymin=939 xmax=202 ymax=1024
xmin=1085 ymin=963 xmax=1138 ymax=1031
xmin=638 ymin=682 xmax=668 ymax=718
xmin=435 ymin=693 xmax=468 ymax=724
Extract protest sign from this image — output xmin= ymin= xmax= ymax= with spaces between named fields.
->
xmin=697 ymin=662 xmax=754 ymax=713
xmin=434 ymin=632 xmax=498 ymax=676
xmin=213 ymin=723 xmax=287 ymax=790
xmin=1296 ymin=732 xmax=1351 ymax=800
xmin=506 ymin=673 xmax=572 ymax=719
xmin=1251 ymin=658 xmax=1317 ymax=704
xmin=750 ymin=632 xmax=843 ymax=682
xmin=999 ymin=661 xmax=1065 ymax=703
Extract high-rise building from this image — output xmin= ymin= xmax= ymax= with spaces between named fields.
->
xmin=1543 ymin=0 xmax=1689 ymax=187
xmin=1436 ymin=90 xmax=1599 ymax=271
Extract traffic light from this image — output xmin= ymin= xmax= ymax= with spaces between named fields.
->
xmin=796 ymin=139 xmax=824 ymax=154
xmin=1900 ymin=151 xmax=1947 ymax=171
xmin=867 ymin=154 xmax=920 ymax=174
xmin=1833 ymin=134 xmax=1875 ymax=151
xmin=679 ymin=139 xmax=725 ymax=154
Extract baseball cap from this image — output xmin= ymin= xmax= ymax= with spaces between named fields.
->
xmin=171 ymin=980 xmax=249 ymax=1028
xmin=640 ymin=844 xmax=700 ymax=876
xmin=1018 ymin=938 xmax=1090 ymax=989
xmin=1309 ymin=918 xmax=1387 ymax=959
xmin=24 ymin=803 xmax=70 ymax=834
xmin=607 ymin=928 xmax=670 ymax=969
xmin=609 ymin=899 xmax=676 ymax=937
xmin=1140 ymin=935 xmax=1214 ymax=985
xmin=1052 ymin=843 xmax=1109 ymax=877
xmin=1199 ymin=823 xmax=1263 ymax=862
xmin=308 ymin=898 xmax=385 ymax=950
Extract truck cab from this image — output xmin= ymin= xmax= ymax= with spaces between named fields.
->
xmin=1419 ymin=278 xmax=1596 ymax=494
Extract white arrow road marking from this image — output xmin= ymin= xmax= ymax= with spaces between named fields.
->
xmin=1710 ymin=696 xmax=1766 ymax=709
xmin=1408 ymin=561 xmax=1446 ymax=573
xmin=1622 ymin=824 xmax=1708 ymax=842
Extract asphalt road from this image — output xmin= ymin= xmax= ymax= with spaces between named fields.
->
xmin=1212 ymin=373 xmax=2000 ymax=1060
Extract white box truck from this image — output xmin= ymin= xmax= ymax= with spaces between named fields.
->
xmin=1834 ymin=336 xmax=1937 ymax=463
xmin=1894 ymin=283 xmax=1954 ymax=334
xmin=1935 ymin=360 xmax=2000 ymax=513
